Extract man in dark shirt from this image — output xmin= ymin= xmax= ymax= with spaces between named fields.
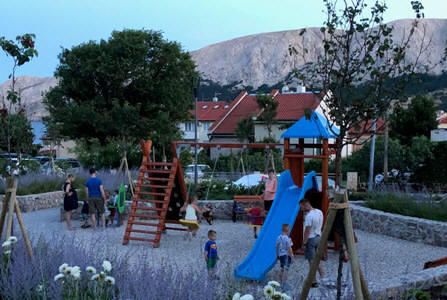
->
xmin=85 ymin=168 xmax=106 ymax=228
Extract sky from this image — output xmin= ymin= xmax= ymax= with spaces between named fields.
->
xmin=1 ymin=0 xmax=446 ymax=79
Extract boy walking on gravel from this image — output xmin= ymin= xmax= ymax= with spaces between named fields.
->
xmin=276 ymin=224 xmax=294 ymax=284
xmin=204 ymin=230 xmax=219 ymax=278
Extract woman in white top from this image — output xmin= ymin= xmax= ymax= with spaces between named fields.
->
xmin=180 ymin=194 xmax=202 ymax=238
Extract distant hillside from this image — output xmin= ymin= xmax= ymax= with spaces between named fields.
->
xmin=191 ymin=19 xmax=447 ymax=88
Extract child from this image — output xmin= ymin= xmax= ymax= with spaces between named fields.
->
xmin=80 ymin=200 xmax=91 ymax=229
xmin=202 ymin=204 xmax=213 ymax=225
xmin=204 ymin=230 xmax=219 ymax=278
xmin=246 ymin=207 xmax=264 ymax=239
xmin=106 ymin=190 xmax=118 ymax=227
xmin=180 ymin=194 xmax=202 ymax=239
xmin=276 ymin=224 xmax=294 ymax=284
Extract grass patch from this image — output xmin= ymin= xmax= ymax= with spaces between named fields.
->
xmin=365 ymin=192 xmax=447 ymax=222
xmin=15 ymin=177 xmax=86 ymax=196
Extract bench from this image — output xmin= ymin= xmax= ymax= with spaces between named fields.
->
xmin=232 ymin=195 xmax=263 ymax=222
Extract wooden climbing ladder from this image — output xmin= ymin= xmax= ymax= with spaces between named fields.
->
xmin=123 ymin=140 xmax=187 ymax=248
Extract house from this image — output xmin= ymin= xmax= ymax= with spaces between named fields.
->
xmin=346 ymin=119 xmax=386 ymax=156
xmin=207 ymin=88 xmax=328 ymax=157
xmin=178 ymin=100 xmax=230 ymax=142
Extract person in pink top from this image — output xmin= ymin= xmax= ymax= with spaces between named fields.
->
xmin=263 ymin=169 xmax=277 ymax=213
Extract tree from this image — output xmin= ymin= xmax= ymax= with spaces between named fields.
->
xmin=44 ymin=29 xmax=197 ymax=165
xmin=289 ymin=0 xmax=433 ymax=185
xmin=390 ymin=95 xmax=438 ymax=146
xmin=235 ymin=117 xmax=254 ymax=143
xmin=255 ymin=94 xmax=278 ymax=139
xmin=0 ymin=34 xmax=38 ymax=258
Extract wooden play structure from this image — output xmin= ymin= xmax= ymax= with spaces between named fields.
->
xmin=123 ymin=110 xmax=340 ymax=251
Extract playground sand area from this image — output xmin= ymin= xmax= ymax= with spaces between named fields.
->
xmin=22 ymin=207 xmax=446 ymax=297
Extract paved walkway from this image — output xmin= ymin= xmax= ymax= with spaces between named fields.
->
xmin=15 ymin=208 xmax=447 ymax=297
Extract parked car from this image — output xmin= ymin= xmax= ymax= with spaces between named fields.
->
xmin=185 ymin=164 xmax=211 ymax=179
xmin=33 ymin=156 xmax=52 ymax=165
xmin=232 ymin=173 xmax=266 ymax=188
xmin=40 ymin=158 xmax=81 ymax=175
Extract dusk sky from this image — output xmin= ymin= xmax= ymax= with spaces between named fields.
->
xmin=1 ymin=0 xmax=446 ymax=79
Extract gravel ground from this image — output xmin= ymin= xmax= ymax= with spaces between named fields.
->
xmin=13 ymin=208 xmax=447 ymax=298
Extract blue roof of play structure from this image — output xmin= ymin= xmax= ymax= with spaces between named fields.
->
xmin=281 ymin=111 xmax=339 ymax=139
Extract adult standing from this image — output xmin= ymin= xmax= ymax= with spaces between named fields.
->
xmin=85 ymin=168 xmax=106 ymax=228
xmin=300 ymin=198 xmax=324 ymax=287
xmin=63 ymin=173 xmax=78 ymax=230
xmin=263 ymin=169 xmax=277 ymax=213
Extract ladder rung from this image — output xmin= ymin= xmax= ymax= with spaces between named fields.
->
xmin=133 ymin=206 xmax=164 ymax=212
xmin=145 ymin=177 xmax=171 ymax=181
xmin=139 ymin=191 xmax=167 ymax=196
xmin=128 ymin=221 xmax=160 ymax=226
xmin=129 ymin=229 xmax=159 ymax=235
xmin=132 ymin=214 xmax=162 ymax=219
xmin=134 ymin=199 xmax=167 ymax=204
xmin=146 ymin=169 xmax=172 ymax=174
xmin=127 ymin=237 xmax=156 ymax=243
xmin=140 ymin=184 xmax=168 ymax=189
xmin=147 ymin=162 xmax=175 ymax=167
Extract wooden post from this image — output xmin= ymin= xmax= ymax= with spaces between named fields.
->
xmin=299 ymin=194 xmax=341 ymax=300
xmin=0 ymin=189 xmax=10 ymax=239
xmin=13 ymin=199 xmax=33 ymax=258
xmin=5 ymin=177 xmax=17 ymax=240
xmin=343 ymin=191 xmax=367 ymax=300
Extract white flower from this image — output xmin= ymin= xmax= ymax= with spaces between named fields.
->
xmin=240 ymin=295 xmax=254 ymax=300
xmin=36 ymin=284 xmax=44 ymax=292
xmin=281 ymin=293 xmax=292 ymax=300
xmin=3 ymin=250 xmax=11 ymax=256
xmin=91 ymin=274 xmax=100 ymax=281
xmin=58 ymin=263 xmax=69 ymax=273
xmin=54 ymin=273 xmax=64 ymax=281
xmin=232 ymin=293 xmax=241 ymax=300
xmin=264 ymin=285 xmax=274 ymax=297
xmin=86 ymin=266 xmax=96 ymax=274
xmin=8 ymin=236 xmax=17 ymax=244
xmin=99 ymin=271 xmax=106 ymax=279
xmin=71 ymin=266 xmax=81 ymax=279
xmin=2 ymin=241 xmax=11 ymax=248
xmin=268 ymin=281 xmax=281 ymax=289
xmin=64 ymin=266 xmax=72 ymax=275
xmin=102 ymin=260 xmax=112 ymax=272
xmin=272 ymin=291 xmax=282 ymax=300
xmin=105 ymin=276 xmax=115 ymax=285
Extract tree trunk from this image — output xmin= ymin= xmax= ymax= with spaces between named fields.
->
xmin=334 ymin=136 xmax=344 ymax=187
xmin=383 ymin=120 xmax=389 ymax=182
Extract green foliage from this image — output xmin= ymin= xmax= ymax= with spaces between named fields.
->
xmin=44 ymin=29 xmax=197 ymax=156
xmin=403 ymin=288 xmax=431 ymax=300
xmin=179 ymin=149 xmax=193 ymax=168
xmin=14 ymin=176 xmax=86 ymax=196
xmin=73 ymin=138 xmax=142 ymax=169
xmin=412 ymin=141 xmax=447 ymax=184
xmin=235 ymin=117 xmax=254 ymax=143
xmin=255 ymin=94 xmax=278 ymax=138
xmin=289 ymin=0 xmax=429 ymax=180
xmin=366 ymin=192 xmax=447 ymax=222
xmin=0 ymin=34 xmax=37 ymax=177
xmin=390 ymin=95 xmax=438 ymax=145
xmin=196 ymin=179 xmax=263 ymax=200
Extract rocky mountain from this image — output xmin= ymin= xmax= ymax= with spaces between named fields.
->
xmin=191 ymin=18 xmax=447 ymax=88
xmin=1 ymin=18 xmax=446 ymax=120
xmin=0 ymin=76 xmax=57 ymax=121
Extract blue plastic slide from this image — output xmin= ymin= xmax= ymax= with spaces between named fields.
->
xmin=234 ymin=170 xmax=318 ymax=281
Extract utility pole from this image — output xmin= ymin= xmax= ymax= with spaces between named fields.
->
xmin=368 ymin=120 xmax=376 ymax=191
xmin=193 ymin=77 xmax=199 ymax=192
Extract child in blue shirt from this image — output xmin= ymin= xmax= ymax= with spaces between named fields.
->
xmin=204 ymin=230 xmax=219 ymax=278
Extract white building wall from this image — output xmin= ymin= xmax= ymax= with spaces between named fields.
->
xmin=178 ymin=121 xmax=213 ymax=142
xmin=431 ymin=129 xmax=447 ymax=142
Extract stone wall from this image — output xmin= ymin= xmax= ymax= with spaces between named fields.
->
xmin=350 ymin=203 xmax=447 ymax=248
xmin=0 ymin=191 xmax=65 ymax=213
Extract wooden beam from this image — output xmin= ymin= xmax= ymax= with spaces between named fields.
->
xmin=172 ymin=141 xmax=282 ymax=149
xmin=424 ymin=256 xmax=447 ymax=269
xmin=284 ymin=154 xmax=327 ymax=159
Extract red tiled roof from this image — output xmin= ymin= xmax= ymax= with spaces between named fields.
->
xmin=348 ymin=119 xmax=386 ymax=135
xmin=188 ymin=101 xmax=230 ymax=121
xmin=439 ymin=117 xmax=447 ymax=124
xmin=209 ymin=91 xmax=321 ymax=135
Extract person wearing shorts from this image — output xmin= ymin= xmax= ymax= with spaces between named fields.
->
xmin=276 ymin=224 xmax=293 ymax=284
xmin=300 ymin=198 xmax=324 ymax=287
xmin=204 ymin=230 xmax=219 ymax=279
xmin=85 ymin=168 xmax=106 ymax=228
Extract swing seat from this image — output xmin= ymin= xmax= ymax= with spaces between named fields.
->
xmin=233 ymin=195 xmax=263 ymax=203
xmin=179 ymin=219 xmax=200 ymax=230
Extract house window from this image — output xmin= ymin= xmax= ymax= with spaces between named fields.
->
xmin=185 ymin=122 xmax=195 ymax=132
xmin=202 ymin=122 xmax=212 ymax=131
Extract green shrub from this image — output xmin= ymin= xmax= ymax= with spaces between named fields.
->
xmin=366 ymin=192 xmax=447 ymax=222
xmin=403 ymin=288 xmax=431 ymax=300
xmin=15 ymin=177 xmax=86 ymax=196
xmin=194 ymin=179 xmax=264 ymax=200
